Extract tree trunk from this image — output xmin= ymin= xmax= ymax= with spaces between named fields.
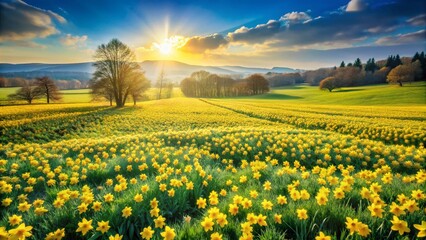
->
xmin=109 ymin=99 xmax=112 ymax=106
xmin=47 ymin=92 xmax=50 ymax=103
xmin=399 ymin=81 xmax=402 ymax=87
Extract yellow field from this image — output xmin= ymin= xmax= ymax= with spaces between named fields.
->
xmin=0 ymin=98 xmax=425 ymax=239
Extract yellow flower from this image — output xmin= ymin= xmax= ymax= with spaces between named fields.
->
xmin=2 ymin=198 xmax=12 ymax=207
xmin=315 ymin=231 xmax=331 ymax=240
xmin=201 ymin=217 xmax=214 ymax=232
xmin=216 ymin=213 xmax=228 ymax=227
xmin=228 ymin=203 xmax=239 ymax=216
xmin=160 ymin=226 xmax=175 ymax=240
xmin=0 ymin=226 xmax=8 ymax=239
xmin=389 ymin=202 xmax=405 ymax=217
xmin=77 ymin=202 xmax=88 ymax=214
xmin=150 ymin=198 xmax=159 ymax=208
xmin=76 ymin=218 xmax=93 ymax=236
xmin=122 ymin=206 xmax=132 ymax=218
xmin=367 ymin=203 xmax=383 ymax=218
xmin=140 ymin=226 xmax=155 ymax=239
xmin=8 ymin=223 xmax=32 ymax=239
xmin=296 ymin=208 xmax=308 ymax=220
xmin=357 ymin=223 xmax=371 ymax=237
xmin=263 ymin=181 xmax=272 ymax=191
xmin=391 ymin=216 xmax=410 ymax=235
xmin=155 ymin=216 xmax=166 ymax=229
xmin=104 ymin=193 xmax=114 ymax=202
xmin=345 ymin=217 xmax=359 ymax=235
xmin=45 ymin=228 xmax=65 ymax=240
xmin=18 ymin=201 xmax=31 ymax=212
xmin=134 ymin=194 xmax=143 ymax=202
xmin=109 ymin=234 xmax=123 ymax=240
xmin=92 ymin=201 xmax=102 ymax=211
xmin=210 ymin=232 xmax=223 ymax=240
xmin=96 ymin=220 xmax=110 ymax=234
xmin=257 ymin=214 xmax=267 ymax=226
xmin=8 ymin=214 xmax=22 ymax=226
xmin=277 ymin=195 xmax=287 ymax=205
xmin=197 ymin=197 xmax=207 ymax=209
xmin=261 ymin=199 xmax=273 ymax=210
xmin=414 ymin=221 xmax=426 ymax=238
xmin=274 ymin=214 xmax=282 ymax=224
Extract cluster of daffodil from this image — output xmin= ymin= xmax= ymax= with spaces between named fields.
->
xmin=207 ymin=99 xmax=426 ymax=146
xmin=0 ymin=98 xmax=425 ymax=239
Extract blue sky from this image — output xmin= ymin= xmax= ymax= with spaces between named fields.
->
xmin=0 ymin=0 xmax=425 ymax=69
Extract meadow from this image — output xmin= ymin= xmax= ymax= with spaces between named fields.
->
xmin=0 ymin=83 xmax=425 ymax=240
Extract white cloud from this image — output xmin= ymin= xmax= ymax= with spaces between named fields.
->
xmin=346 ymin=0 xmax=367 ymax=12
xmin=280 ymin=12 xmax=312 ymax=23
xmin=60 ymin=34 xmax=88 ymax=47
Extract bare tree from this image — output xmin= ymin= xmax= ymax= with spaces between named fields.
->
xmin=129 ymin=72 xmax=150 ymax=105
xmin=90 ymin=78 xmax=114 ymax=106
xmin=157 ymin=69 xmax=165 ymax=99
xmin=319 ymin=77 xmax=339 ymax=92
xmin=35 ymin=76 xmax=62 ymax=103
xmin=91 ymin=39 xmax=147 ymax=107
xmin=8 ymin=80 xmax=44 ymax=104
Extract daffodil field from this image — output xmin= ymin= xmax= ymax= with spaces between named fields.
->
xmin=0 ymin=98 xmax=425 ymax=240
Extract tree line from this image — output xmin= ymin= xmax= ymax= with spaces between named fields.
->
xmin=180 ymin=71 xmax=269 ymax=97
xmin=0 ymin=77 xmax=88 ymax=89
xmin=317 ymin=52 xmax=425 ymax=92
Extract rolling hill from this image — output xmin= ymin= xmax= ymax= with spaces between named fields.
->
xmin=0 ymin=61 xmax=299 ymax=83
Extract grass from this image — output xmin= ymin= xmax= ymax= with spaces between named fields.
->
xmin=0 ymin=87 xmax=185 ymax=105
xmin=226 ymin=81 xmax=426 ymax=106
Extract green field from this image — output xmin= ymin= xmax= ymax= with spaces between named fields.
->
xmin=1 ymin=82 xmax=424 ymax=106
xmin=0 ymin=87 xmax=185 ymax=105
xmin=0 ymin=83 xmax=425 ymax=240
xmin=227 ymin=81 xmax=426 ymax=105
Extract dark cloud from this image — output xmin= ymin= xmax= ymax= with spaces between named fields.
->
xmin=180 ymin=34 xmax=228 ymax=53
xmin=226 ymin=0 xmax=425 ymax=48
xmin=227 ymin=20 xmax=281 ymax=44
xmin=376 ymin=30 xmax=426 ymax=46
xmin=0 ymin=0 xmax=66 ymax=42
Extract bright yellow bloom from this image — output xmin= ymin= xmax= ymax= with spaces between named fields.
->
xmin=345 ymin=217 xmax=359 ymax=235
xmin=261 ymin=199 xmax=273 ymax=210
xmin=109 ymin=234 xmax=123 ymax=240
xmin=76 ymin=218 xmax=93 ymax=236
xmin=155 ymin=216 xmax=166 ymax=229
xmin=315 ymin=231 xmax=331 ymax=240
xmin=197 ymin=198 xmax=207 ymax=209
xmin=274 ymin=214 xmax=282 ymax=224
xmin=296 ymin=208 xmax=308 ymax=220
xmin=257 ymin=214 xmax=267 ymax=226
xmin=201 ymin=217 xmax=214 ymax=232
xmin=277 ymin=195 xmax=287 ymax=205
xmin=96 ymin=220 xmax=110 ymax=234
xmin=8 ymin=215 xmax=22 ymax=226
xmin=134 ymin=194 xmax=143 ymax=202
xmin=160 ymin=226 xmax=175 ymax=240
xmin=210 ymin=232 xmax=222 ymax=240
xmin=140 ymin=226 xmax=155 ymax=240
xmin=391 ymin=216 xmax=410 ymax=235
xmin=367 ymin=203 xmax=383 ymax=218
xmin=216 ymin=213 xmax=228 ymax=227
xmin=77 ymin=202 xmax=88 ymax=214
xmin=45 ymin=228 xmax=65 ymax=240
xmin=229 ymin=203 xmax=239 ymax=216
xmin=8 ymin=223 xmax=32 ymax=240
xmin=122 ymin=206 xmax=132 ymax=218
xmin=414 ymin=221 xmax=426 ymax=238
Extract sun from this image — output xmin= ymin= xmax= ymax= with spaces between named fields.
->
xmin=152 ymin=36 xmax=185 ymax=56
xmin=155 ymin=42 xmax=173 ymax=55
